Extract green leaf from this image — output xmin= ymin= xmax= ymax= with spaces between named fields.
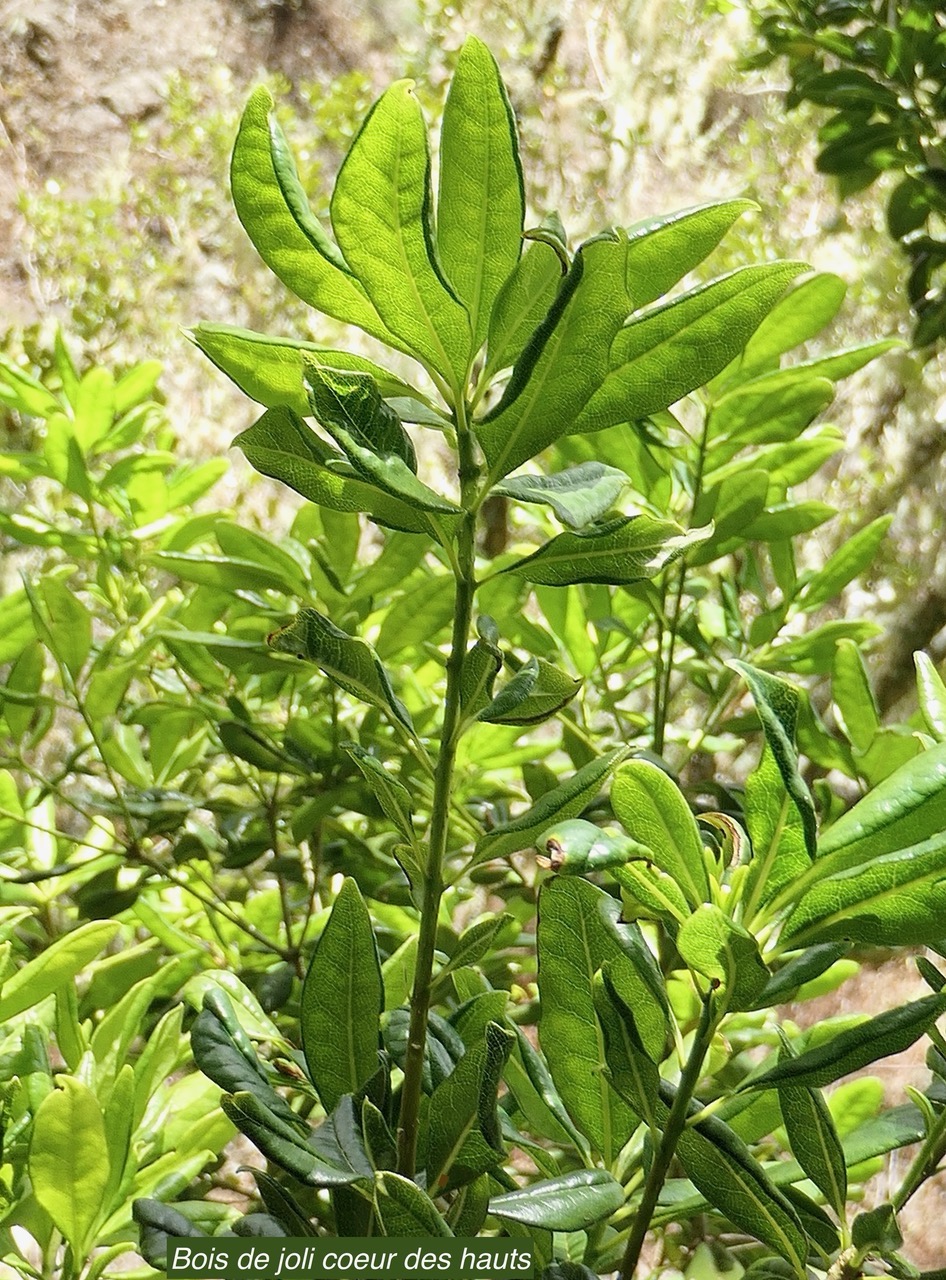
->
xmin=35 ymin=577 xmax=92 ymax=678
xmin=746 ymin=994 xmax=946 ymax=1091
xmin=738 ymin=273 xmax=848 ymax=376
xmin=832 ymin=639 xmax=879 ymax=754
xmin=493 ymin=462 xmax=628 ymax=529
xmin=488 ymin=1170 xmax=624 ymax=1231
xmin=794 ymin=339 xmax=902 ymax=383
xmin=459 ymin=616 xmax=503 ymax=720
xmin=30 ymin=1077 xmax=110 ymax=1258
xmin=573 ymin=263 xmax=807 ymax=433
xmin=236 ymin=407 xmax=437 ymax=537
xmin=0 ymin=920 xmax=120 ymax=1021
xmin=783 ymin=828 xmax=946 ymax=947
xmin=484 ymin=238 xmax=564 ymax=379
xmin=777 ymin=1045 xmax=847 ymax=1218
xmin=504 ymin=1025 xmax=591 ymax=1153
xmin=373 ymin=1171 xmax=454 ymax=1236
xmin=610 ymin=759 xmax=711 ymax=907
xmin=344 ymin=743 xmax=415 ymax=841
xmin=189 ymin=324 xmax=421 ymax=416
xmin=375 ymin=574 xmax=455 ymax=659
xmin=537 ymin=877 xmax=638 ymax=1160
xmin=474 ymin=748 xmax=628 ymax=863
xmin=623 ymin=198 xmax=759 ymax=308
xmin=230 ymin=88 xmax=396 ymax=345
xmin=916 ymin=652 xmax=946 ymax=742
xmin=223 ymin=1091 xmax=362 ymax=1186
xmin=300 ymin=877 xmax=383 ymax=1111
xmin=425 ymin=1021 xmax=514 ymax=1191
xmin=477 ymin=233 xmax=636 ymax=480
xmin=304 ymin=365 xmax=460 ymax=516
xmin=594 ymin=970 xmax=660 ymax=1126
xmin=603 ymin=943 xmax=669 ymax=1062
xmin=749 ymin=943 xmax=850 ymax=1010
xmin=438 ymin=36 xmax=524 ymax=351
xmin=191 ymin=996 xmax=298 ymax=1126
xmin=801 ymin=515 xmax=892 ymax=611
xmin=677 ymin=905 xmax=769 ymax=1010
xmin=812 ymin=739 xmax=946 ymax=876
xmin=504 ymin=515 xmax=708 ymax=586
xmin=731 ymin=661 xmax=816 ymax=858
xmin=268 ymin=607 xmax=413 ymax=732
xmin=674 ymin=1116 xmax=808 ymax=1276
xmin=477 ymin=657 xmax=582 ymax=726
xmin=331 ymin=81 xmax=471 ymax=385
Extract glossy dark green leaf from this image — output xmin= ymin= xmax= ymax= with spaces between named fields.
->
xmin=504 ymin=1025 xmax=591 ymax=1153
xmin=438 ymin=36 xmax=524 ymax=351
xmin=189 ymin=324 xmax=419 ymax=415
xmin=747 ymin=994 xmax=946 ymax=1091
xmin=133 ymin=1200 xmax=203 ymax=1269
xmin=777 ymin=1044 xmax=847 ymax=1218
xmin=574 ymin=263 xmax=806 ymax=433
xmin=303 ymin=363 xmax=415 ymax=468
xmin=610 ymin=758 xmax=710 ymax=907
xmin=474 ymin=748 xmax=627 ymax=863
xmin=536 ymin=877 xmax=637 ymax=1160
xmin=677 ymin=905 xmax=769 ymax=1010
xmin=674 ymin=1113 xmax=808 ymax=1275
xmin=477 ymin=233 xmax=635 ymax=481
xmin=504 ymin=515 xmax=708 ymax=586
xmin=488 ymin=1169 xmax=624 ymax=1231
xmin=344 ymin=743 xmax=415 ymax=841
xmin=460 ymin=616 xmax=503 ymax=720
xmin=236 ymin=407 xmax=437 ymax=537
xmin=222 ymin=1091 xmax=362 ymax=1186
xmin=191 ymin=998 xmax=298 ymax=1125
xmin=493 ymin=462 xmax=628 ymax=529
xmin=425 ymin=1021 xmax=514 ymax=1191
xmin=373 ymin=1171 xmax=454 ymax=1236
xmin=230 ymin=88 xmax=397 ymax=344
xmin=300 ymin=877 xmax=383 ymax=1112
xmin=254 ymin=1169 xmax=318 ymax=1236
xmin=749 ymin=943 xmax=850 ymax=1010
xmin=331 ymin=81 xmax=471 ymax=385
xmin=268 ymin=607 xmax=413 ymax=732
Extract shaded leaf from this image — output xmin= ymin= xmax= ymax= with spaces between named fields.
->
xmin=268 ymin=608 xmax=413 ymax=732
xmin=300 ymin=878 xmax=383 ymax=1112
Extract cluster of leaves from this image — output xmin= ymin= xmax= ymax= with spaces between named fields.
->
xmin=7 ymin=28 xmax=946 ymax=1280
xmin=127 ymin=34 xmax=946 ymax=1279
xmin=745 ymin=0 xmax=946 ymax=344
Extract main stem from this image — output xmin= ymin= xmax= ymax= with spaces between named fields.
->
xmin=396 ymin=402 xmax=479 ymax=1178
xmin=619 ymin=991 xmax=718 ymax=1279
